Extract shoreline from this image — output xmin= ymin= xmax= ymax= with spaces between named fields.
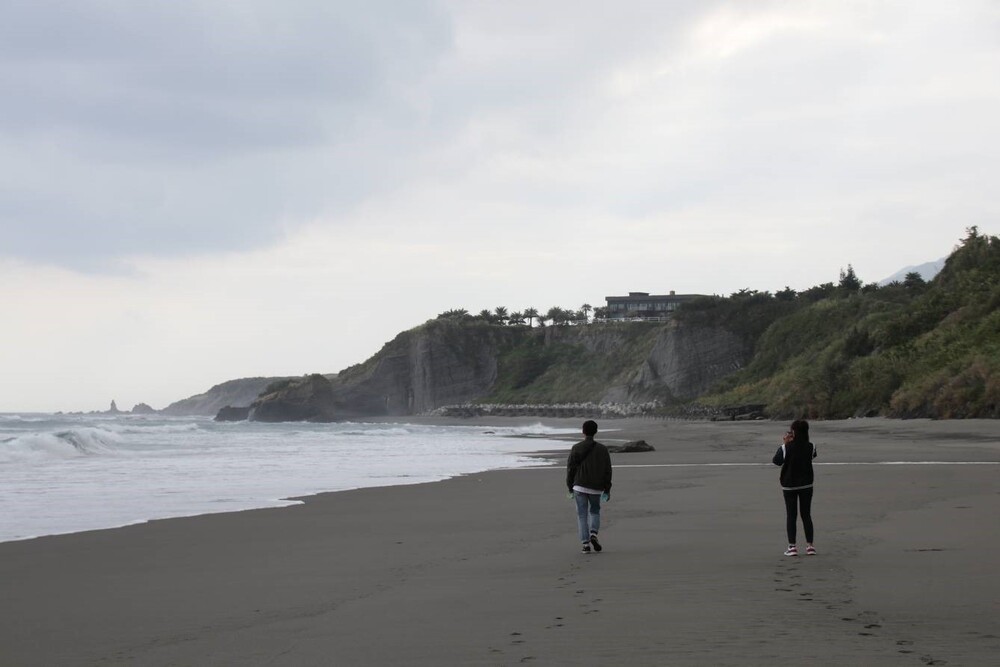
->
xmin=6 ymin=416 xmax=997 ymax=546
xmin=2 ymin=417 xmax=998 ymax=665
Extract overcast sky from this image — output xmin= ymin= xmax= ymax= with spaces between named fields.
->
xmin=2 ymin=1 xmax=998 ymax=412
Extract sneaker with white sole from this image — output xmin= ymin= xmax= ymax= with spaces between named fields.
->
xmin=581 ymin=543 xmax=592 ymax=554
xmin=784 ymin=545 xmax=798 ymax=556
xmin=806 ymin=545 xmax=817 ymax=555
xmin=589 ymin=533 xmax=602 ymax=552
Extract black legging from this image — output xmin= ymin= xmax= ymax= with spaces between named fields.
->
xmin=783 ymin=488 xmax=814 ymax=544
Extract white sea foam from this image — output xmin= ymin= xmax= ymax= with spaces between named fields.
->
xmin=0 ymin=427 xmax=122 ymax=462
xmin=0 ymin=413 xmax=570 ymax=543
xmin=491 ymin=422 xmax=579 ymax=437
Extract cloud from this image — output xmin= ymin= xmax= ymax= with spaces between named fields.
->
xmin=1 ymin=1 xmax=998 ymax=410
xmin=1 ymin=0 xmax=452 ymax=267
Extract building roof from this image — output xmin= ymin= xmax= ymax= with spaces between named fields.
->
xmin=605 ymin=292 xmax=702 ymax=302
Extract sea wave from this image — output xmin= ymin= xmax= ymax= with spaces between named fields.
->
xmin=0 ymin=414 xmax=51 ymax=423
xmin=105 ymin=421 xmax=203 ymax=435
xmin=0 ymin=427 xmax=122 ymax=462
xmin=493 ymin=423 xmax=579 ymax=436
xmin=338 ymin=426 xmax=415 ymax=437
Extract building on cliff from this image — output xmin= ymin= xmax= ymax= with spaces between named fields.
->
xmin=603 ymin=291 xmax=703 ymax=321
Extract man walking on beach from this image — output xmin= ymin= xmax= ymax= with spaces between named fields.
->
xmin=567 ymin=420 xmax=613 ymax=554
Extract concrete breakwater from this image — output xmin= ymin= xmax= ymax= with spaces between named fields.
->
xmin=431 ymin=402 xmax=765 ymax=421
xmin=432 ymin=402 xmax=663 ymax=419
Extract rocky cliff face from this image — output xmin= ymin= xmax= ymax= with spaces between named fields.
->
xmin=162 ymin=376 xmax=291 ymax=416
xmin=241 ymin=318 xmax=750 ymax=422
xmin=250 ymin=375 xmax=337 ymax=422
xmin=601 ymin=322 xmax=748 ymax=403
xmin=315 ymin=321 xmax=524 ymax=420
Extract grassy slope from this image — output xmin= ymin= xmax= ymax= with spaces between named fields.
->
xmin=485 ymin=322 xmax=665 ymax=404
xmin=696 ymin=230 xmax=1000 ymax=419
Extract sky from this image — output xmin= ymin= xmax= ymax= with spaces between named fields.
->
xmin=2 ymin=1 xmax=998 ymax=412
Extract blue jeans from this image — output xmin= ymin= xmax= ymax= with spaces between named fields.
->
xmin=574 ymin=491 xmax=602 ymax=543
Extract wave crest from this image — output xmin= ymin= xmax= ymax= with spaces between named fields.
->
xmin=0 ymin=427 xmax=122 ymax=463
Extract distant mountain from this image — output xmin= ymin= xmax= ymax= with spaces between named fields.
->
xmin=879 ymin=257 xmax=946 ymax=285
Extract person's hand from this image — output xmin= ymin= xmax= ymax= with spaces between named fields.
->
xmin=602 ymin=491 xmax=610 ymax=502
xmin=782 ymin=431 xmax=794 ymax=445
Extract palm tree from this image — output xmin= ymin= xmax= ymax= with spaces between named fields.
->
xmin=580 ymin=303 xmax=592 ymax=324
xmin=545 ymin=306 xmax=567 ymax=326
xmin=508 ymin=311 xmax=525 ymax=326
xmin=477 ymin=309 xmax=494 ymax=323
xmin=494 ymin=306 xmax=509 ymax=325
xmin=437 ymin=308 xmax=470 ymax=320
xmin=523 ymin=307 xmax=539 ymax=328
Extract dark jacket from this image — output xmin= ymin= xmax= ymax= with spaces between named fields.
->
xmin=567 ymin=439 xmax=613 ymax=493
xmin=772 ymin=440 xmax=817 ymax=490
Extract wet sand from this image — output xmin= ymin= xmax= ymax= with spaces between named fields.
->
xmin=1 ymin=418 xmax=998 ymax=666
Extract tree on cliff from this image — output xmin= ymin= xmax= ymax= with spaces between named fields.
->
xmin=437 ymin=308 xmax=471 ymax=320
xmin=545 ymin=306 xmax=572 ymax=326
xmin=494 ymin=306 xmax=509 ymax=325
xmin=838 ymin=264 xmax=862 ymax=294
xmin=523 ymin=307 xmax=539 ymax=328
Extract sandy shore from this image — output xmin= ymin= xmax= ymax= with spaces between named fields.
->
xmin=2 ymin=417 xmax=999 ymax=666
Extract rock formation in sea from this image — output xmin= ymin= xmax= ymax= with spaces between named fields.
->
xmin=249 ymin=374 xmax=337 ymax=422
xmin=215 ymin=406 xmax=252 ymax=422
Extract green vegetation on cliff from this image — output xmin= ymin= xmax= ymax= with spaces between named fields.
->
xmin=694 ymin=228 xmax=1000 ymax=419
xmin=487 ymin=322 xmax=666 ymax=404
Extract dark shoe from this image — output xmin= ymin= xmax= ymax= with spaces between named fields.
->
xmin=589 ymin=533 xmax=602 ymax=552
xmin=581 ymin=543 xmax=592 ymax=554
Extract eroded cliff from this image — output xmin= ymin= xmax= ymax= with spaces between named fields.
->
xmin=243 ymin=318 xmax=750 ymax=422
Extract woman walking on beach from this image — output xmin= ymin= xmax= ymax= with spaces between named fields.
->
xmin=772 ymin=419 xmax=817 ymax=556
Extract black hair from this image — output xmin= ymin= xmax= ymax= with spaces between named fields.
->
xmin=582 ymin=420 xmax=598 ymax=437
xmin=790 ymin=419 xmax=810 ymax=443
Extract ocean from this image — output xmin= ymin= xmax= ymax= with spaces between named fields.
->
xmin=0 ymin=413 xmax=574 ymax=543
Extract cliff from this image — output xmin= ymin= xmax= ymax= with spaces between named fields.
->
xmin=162 ymin=376 xmax=292 ymax=416
xmin=597 ymin=322 xmax=748 ymax=403
xmin=244 ymin=318 xmax=750 ymax=422
xmin=194 ymin=230 xmax=997 ymax=423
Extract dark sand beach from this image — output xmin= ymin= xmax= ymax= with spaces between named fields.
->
xmin=2 ymin=418 xmax=998 ymax=666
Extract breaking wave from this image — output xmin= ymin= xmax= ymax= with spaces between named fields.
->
xmin=0 ymin=427 xmax=122 ymax=463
